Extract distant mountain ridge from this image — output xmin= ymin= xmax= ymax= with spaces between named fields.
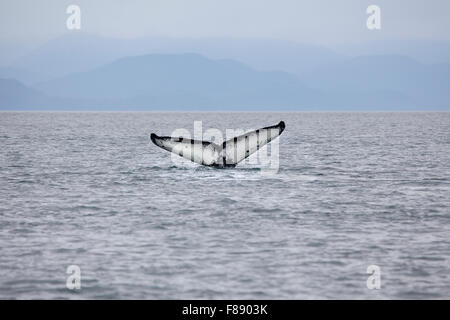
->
xmin=0 ymin=78 xmax=89 ymax=110
xmin=32 ymin=53 xmax=326 ymax=109
xmin=0 ymin=78 xmax=50 ymax=108
xmin=7 ymin=33 xmax=345 ymax=81
xmin=300 ymin=54 xmax=450 ymax=108
xmin=1 ymin=51 xmax=449 ymax=110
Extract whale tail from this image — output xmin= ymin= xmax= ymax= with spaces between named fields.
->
xmin=150 ymin=121 xmax=285 ymax=168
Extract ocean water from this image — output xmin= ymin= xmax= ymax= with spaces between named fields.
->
xmin=0 ymin=111 xmax=449 ymax=299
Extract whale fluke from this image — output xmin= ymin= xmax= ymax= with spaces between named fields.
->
xmin=150 ymin=121 xmax=285 ymax=168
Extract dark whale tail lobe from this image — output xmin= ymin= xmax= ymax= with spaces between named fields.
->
xmin=150 ymin=133 xmax=163 ymax=147
xmin=279 ymin=121 xmax=286 ymax=133
xmin=262 ymin=120 xmax=285 ymax=133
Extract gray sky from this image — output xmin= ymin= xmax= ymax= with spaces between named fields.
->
xmin=1 ymin=0 xmax=450 ymax=45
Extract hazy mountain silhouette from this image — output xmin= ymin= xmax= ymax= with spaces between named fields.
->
xmin=10 ymin=33 xmax=345 ymax=80
xmin=0 ymin=78 xmax=53 ymax=109
xmin=333 ymin=39 xmax=450 ymax=65
xmin=2 ymin=51 xmax=449 ymax=110
xmin=300 ymin=55 xmax=450 ymax=108
xmin=0 ymin=67 xmax=50 ymax=85
xmin=33 ymin=53 xmax=327 ymax=109
xmin=9 ymin=34 xmax=450 ymax=83
xmin=0 ymin=78 xmax=100 ymax=110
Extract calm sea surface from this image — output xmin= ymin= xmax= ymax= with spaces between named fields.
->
xmin=0 ymin=112 xmax=449 ymax=299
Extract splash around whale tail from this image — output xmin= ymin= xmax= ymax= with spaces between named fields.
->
xmin=150 ymin=121 xmax=285 ymax=168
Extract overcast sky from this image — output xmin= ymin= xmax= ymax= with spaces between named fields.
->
xmin=1 ymin=0 xmax=450 ymax=45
